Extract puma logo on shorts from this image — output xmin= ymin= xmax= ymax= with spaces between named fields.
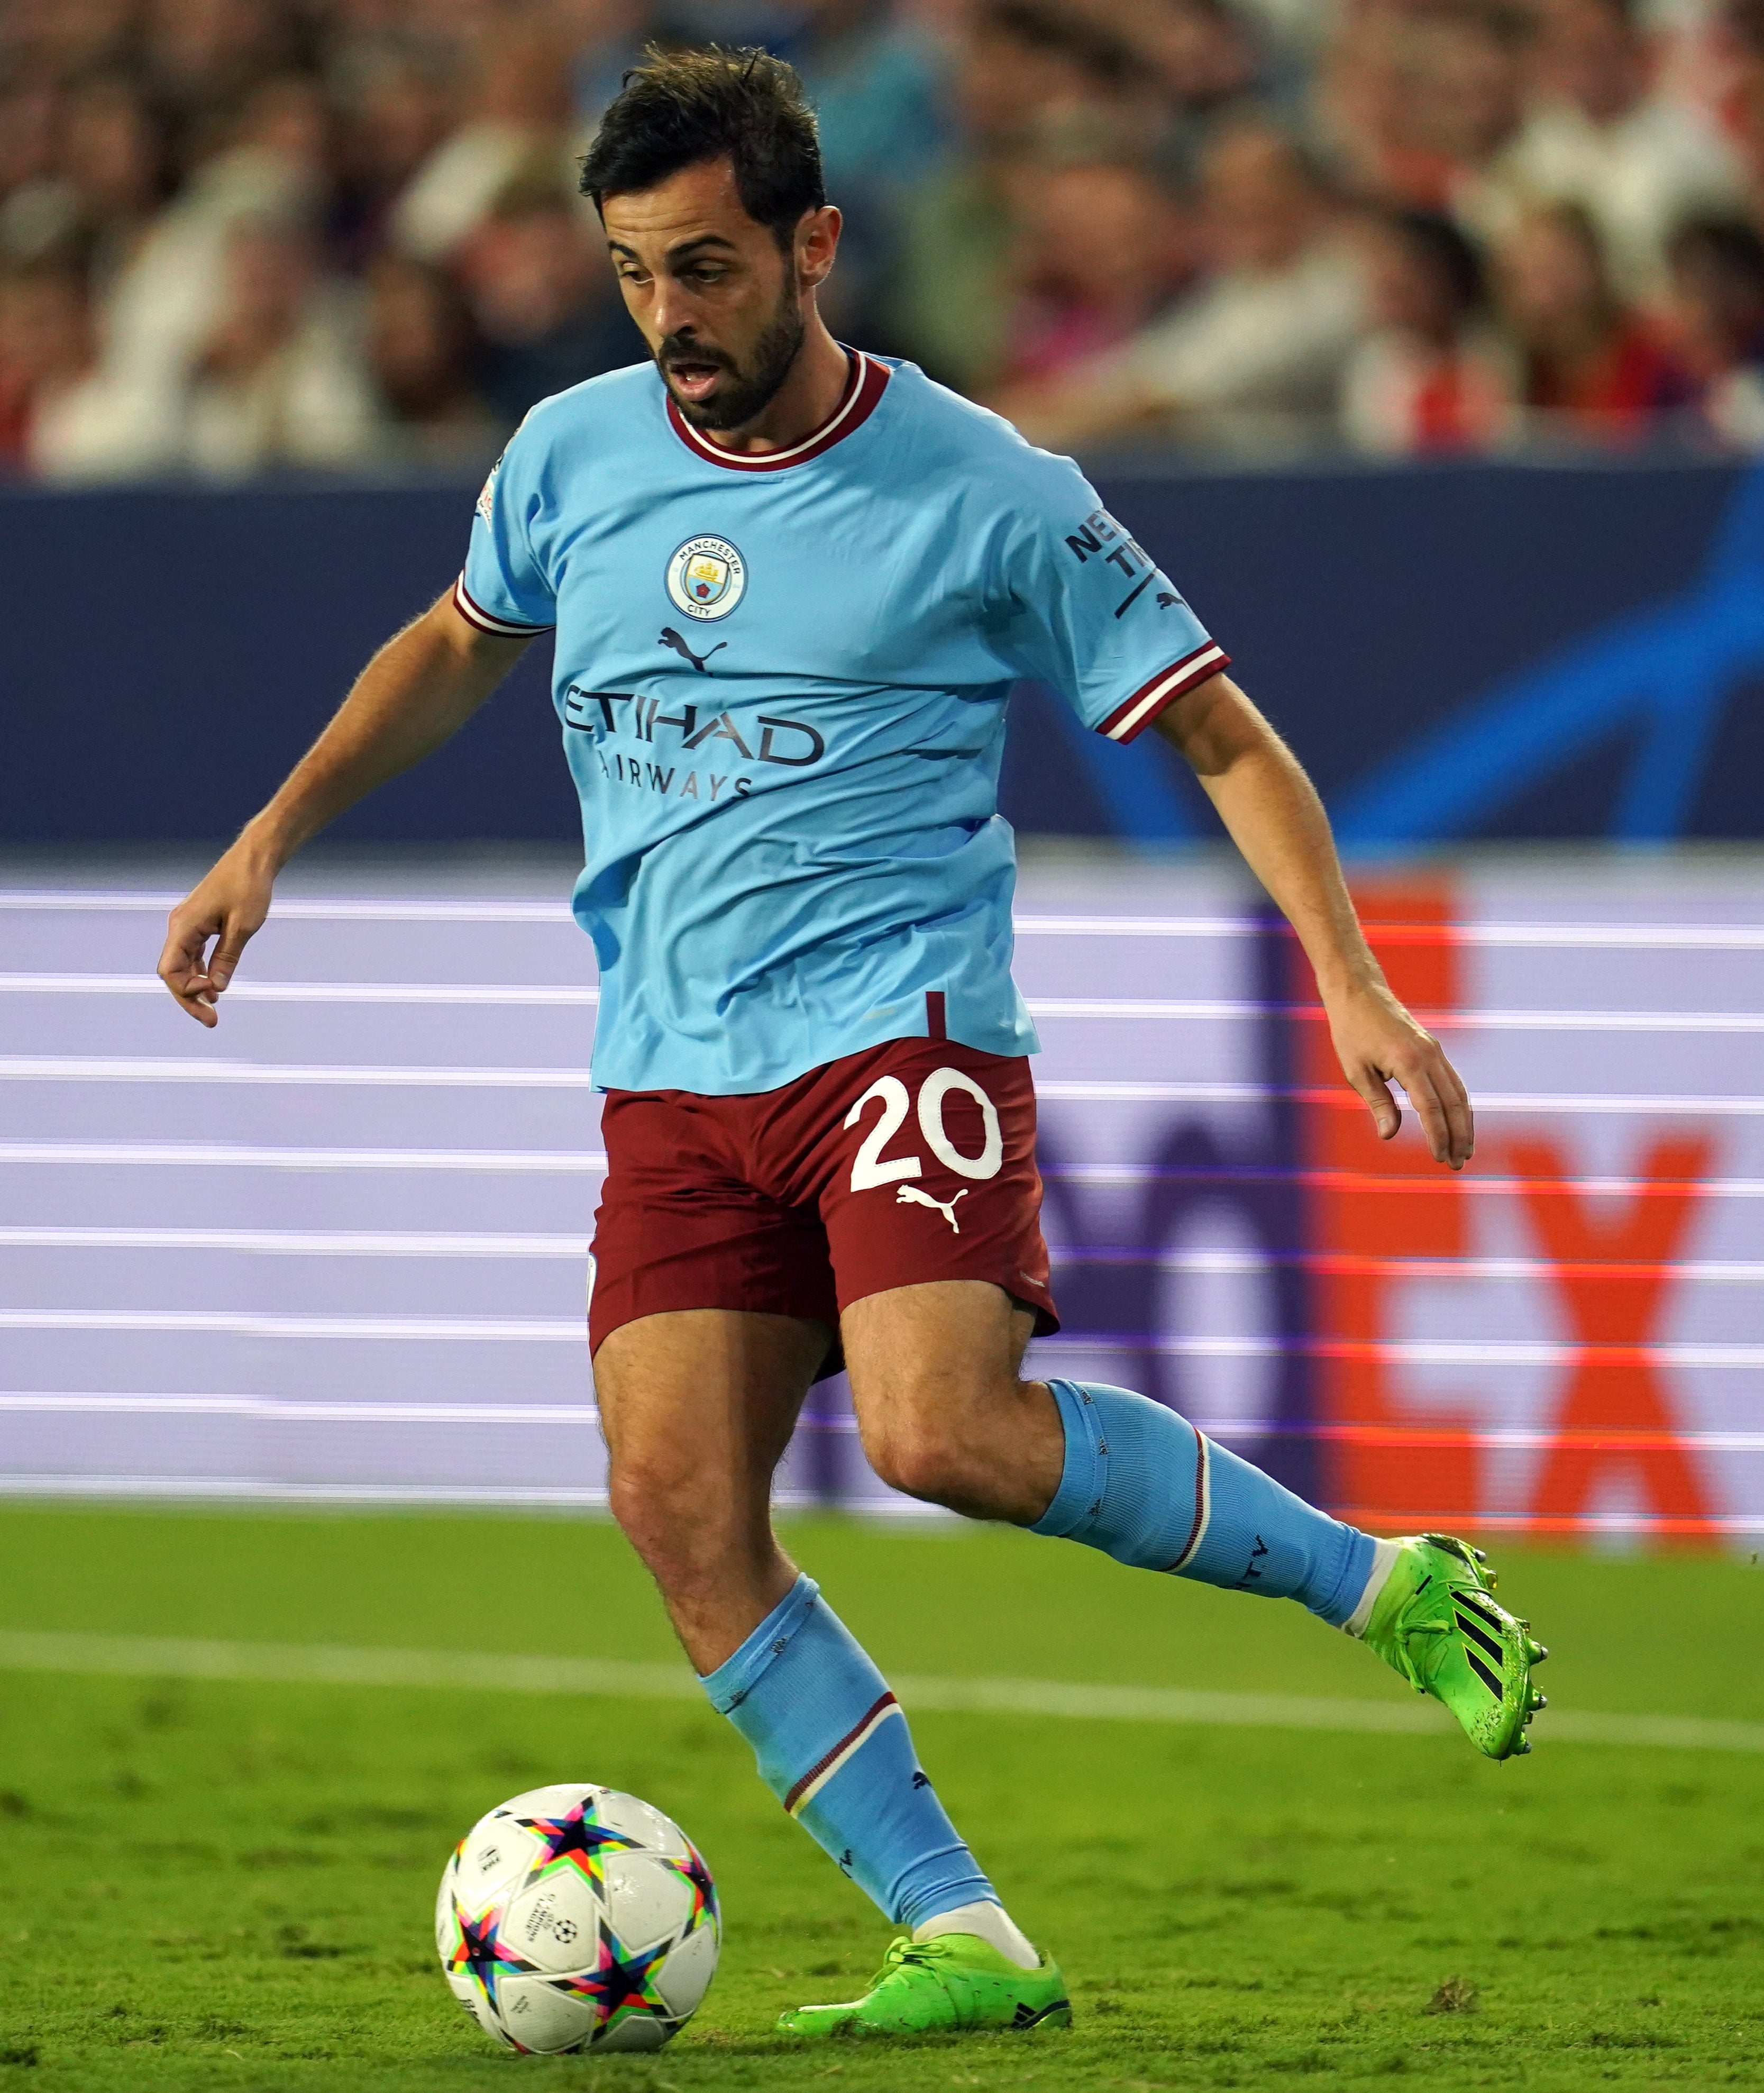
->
xmin=895 ymin=1185 xmax=968 ymax=1233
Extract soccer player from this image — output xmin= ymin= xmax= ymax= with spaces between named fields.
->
xmin=158 ymin=48 xmax=1548 ymax=2044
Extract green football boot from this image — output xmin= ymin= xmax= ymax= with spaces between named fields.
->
xmin=776 ymin=1934 xmax=1071 ymax=2039
xmin=1363 ymin=1533 xmax=1549 ymax=1760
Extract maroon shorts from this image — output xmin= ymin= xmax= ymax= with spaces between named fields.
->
xmin=588 ymin=1038 xmax=1058 ymax=1372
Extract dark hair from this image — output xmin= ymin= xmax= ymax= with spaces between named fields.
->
xmin=977 ymin=1 xmax=1136 ymax=89
xmin=1669 ymin=215 xmax=1764 ymax=292
xmin=579 ymin=44 xmax=825 ymax=250
xmin=1390 ymin=208 xmax=1487 ymax=318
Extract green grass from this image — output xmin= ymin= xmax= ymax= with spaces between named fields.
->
xmin=0 ymin=1506 xmax=1760 ymax=2089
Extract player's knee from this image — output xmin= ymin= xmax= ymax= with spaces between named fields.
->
xmin=863 ymin=1415 xmax=980 ymax=1509
xmin=606 ymin=1455 xmax=707 ymax=1580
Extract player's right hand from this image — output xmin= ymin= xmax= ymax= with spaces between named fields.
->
xmin=157 ymin=844 xmax=275 ymax=1027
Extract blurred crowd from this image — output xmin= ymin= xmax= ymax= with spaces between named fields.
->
xmin=8 ymin=0 xmax=1764 ymax=480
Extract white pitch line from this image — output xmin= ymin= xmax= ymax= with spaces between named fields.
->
xmin=0 ymin=1629 xmax=1758 ymax=1754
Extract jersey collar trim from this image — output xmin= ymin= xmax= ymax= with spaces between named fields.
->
xmin=663 ymin=350 xmax=889 ymax=470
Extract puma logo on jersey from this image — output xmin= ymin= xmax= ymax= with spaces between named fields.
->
xmin=896 ymin=1185 xmax=968 ymax=1233
xmin=659 ymin=626 xmax=727 ymax=674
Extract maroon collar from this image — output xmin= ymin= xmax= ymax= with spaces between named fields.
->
xmin=664 ymin=350 xmax=889 ymax=471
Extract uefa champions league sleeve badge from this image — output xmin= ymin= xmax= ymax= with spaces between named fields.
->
xmin=666 ymin=536 xmax=746 ymax=622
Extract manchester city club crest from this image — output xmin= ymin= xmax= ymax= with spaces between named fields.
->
xmin=666 ymin=535 xmax=746 ymax=622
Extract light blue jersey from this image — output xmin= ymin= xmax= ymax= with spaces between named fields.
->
xmin=456 ymin=351 xmax=1228 ymax=1095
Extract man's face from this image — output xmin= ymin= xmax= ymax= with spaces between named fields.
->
xmin=601 ymin=157 xmax=836 ymax=431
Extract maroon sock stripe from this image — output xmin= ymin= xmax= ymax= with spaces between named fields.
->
xmin=783 ymin=1691 xmax=900 ymax=1816
xmin=1165 ymin=1431 xmax=1212 ymax=1573
xmin=926 ymin=990 xmax=947 ymax=1041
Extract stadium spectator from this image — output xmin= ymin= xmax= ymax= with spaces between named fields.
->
xmin=330 ymin=53 xmax=452 ymax=273
xmin=454 ymin=180 xmax=644 ymax=424
xmin=994 ymin=117 xmax=1365 ymax=454
xmin=2 ymin=0 xmax=1756 ymax=476
xmin=363 ymin=252 xmax=502 ymax=467
xmin=0 ymin=80 xmax=70 ymax=260
xmin=143 ymin=0 xmax=304 ymax=162
xmin=1 ymin=0 xmax=136 ymax=84
xmin=1497 ymin=201 xmax=1694 ymax=441
xmin=0 ymin=261 xmax=95 ymax=471
xmin=390 ymin=25 xmax=576 ymax=264
xmin=789 ymin=0 xmax=946 ymax=343
xmin=1116 ymin=0 xmax=1262 ymax=114
xmin=92 ymin=70 xmax=333 ymax=407
xmin=58 ymin=77 xmax=177 ymax=288
xmin=178 ymin=214 xmax=384 ymax=476
xmin=997 ymin=156 xmax=1193 ymax=384
xmin=1471 ymin=0 xmax=1744 ymax=300
xmin=1667 ymin=213 xmax=1764 ymax=447
xmin=891 ymin=1 xmax=1148 ymax=392
xmin=1318 ymin=2 xmax=1528 ymax=215
xmin=1340 ymin=206 xmax=1516 ymax=454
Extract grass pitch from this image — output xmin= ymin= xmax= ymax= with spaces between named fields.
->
xmin=0 ymin=1507 xmax=1759 ymax=2090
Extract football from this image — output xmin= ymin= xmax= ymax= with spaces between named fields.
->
xmin=436 ymin=1783 xmax=719 ymax=2053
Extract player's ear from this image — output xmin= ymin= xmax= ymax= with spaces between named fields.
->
xmin=796 ymin=204 xmax=840 ymax=290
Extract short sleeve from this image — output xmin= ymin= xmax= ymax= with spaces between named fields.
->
xmin=995 ymin=455 xmax=1228 ymax=742
xmin=453 ymin=432 xmax=556 ymax=638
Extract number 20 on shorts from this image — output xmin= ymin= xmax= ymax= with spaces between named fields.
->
xmin=844 ymin=1068 xmax=1004 ymax=1191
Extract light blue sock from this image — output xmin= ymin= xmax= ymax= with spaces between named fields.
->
xmin=700 ymin=1575 xmax=997 ymax=1930
xmin=1029 ymin=1379 xmax=1375 ymax=1627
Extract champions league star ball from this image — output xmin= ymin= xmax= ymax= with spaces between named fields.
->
xmin=436 ymin=1784 xmax=719 ymax=2053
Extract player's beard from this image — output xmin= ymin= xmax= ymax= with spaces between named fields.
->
xmin=658 ymin=282 xmax=807 ymax=434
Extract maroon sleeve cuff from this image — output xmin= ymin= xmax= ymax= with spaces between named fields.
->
xmin=1095 ymin=642 xmax=1231 ymax=742
xmin=452 ymin=574 xmax=553 ymax=638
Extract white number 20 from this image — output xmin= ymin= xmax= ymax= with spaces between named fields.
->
xmin=844 ymin=1067 xmax=1004 ymax=1191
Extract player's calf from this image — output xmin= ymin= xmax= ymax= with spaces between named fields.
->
xmin=843 ymin=1281 xmax=1064 ymax=1523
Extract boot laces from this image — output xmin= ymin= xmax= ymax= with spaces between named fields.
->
xmin=872 ymin=1935 xmax=953 ymax=1986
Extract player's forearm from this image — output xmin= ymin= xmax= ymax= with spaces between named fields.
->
xmin=243 ymin=595 xmax=527 ymax=870
xmin=1157 ymin=676 xmax=1381 ymax=1002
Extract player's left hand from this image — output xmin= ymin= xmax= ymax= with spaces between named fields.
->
xmin=1326 ymin=978 xmax=1473 ymax=1170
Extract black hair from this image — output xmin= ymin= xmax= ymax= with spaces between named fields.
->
xmin=1669 ymin=215 xmax=1764 ymax=293
xmin=579 ymin=44 xmax=825 ymax=250
xmin=1390 ymin=208 xmax=1487 ymax=318
xmin=976 ymin=1 xmax=1136 ymax=88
